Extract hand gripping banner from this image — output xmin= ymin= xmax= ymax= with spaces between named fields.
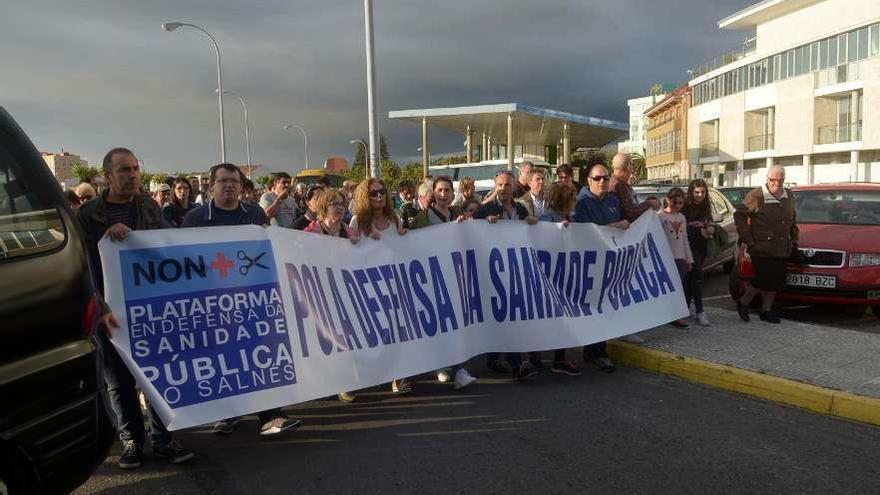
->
xmin=99 ymin=212 xmax=687 ymax=430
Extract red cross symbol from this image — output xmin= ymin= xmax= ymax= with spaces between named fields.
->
xmin=209 ymin=252 xmax=234 ymax=278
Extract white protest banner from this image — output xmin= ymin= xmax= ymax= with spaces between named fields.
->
xmin=99 ymin=212 xmax=687 ymax=430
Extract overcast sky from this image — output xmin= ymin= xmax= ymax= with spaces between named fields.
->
xmin=0 ymin=0 xmax=755 ymax=173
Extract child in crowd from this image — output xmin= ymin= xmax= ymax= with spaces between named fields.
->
xmin=658 ymin=187 xmax=693 ymax=328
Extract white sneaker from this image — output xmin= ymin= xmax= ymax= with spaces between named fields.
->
xmin=436 ymin=369 xmax=451 ymax=383
xmin=696 ymin=312 xmax=710 ymax=326
xmin=689 ymin=302 xmax=697 ymax=320
xmin=622 ymin=334 xmax=645 ymax=344
xmin=454 ymin=368 xmax=476 ymax=390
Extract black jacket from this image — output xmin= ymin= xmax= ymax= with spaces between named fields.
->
xmin=180 ymin=201 xmax=268 ymax=227
xmin=76 ymin=191 xmax=165 ymax=294
xmin=475 ymin=199 xmax=529 ymax=220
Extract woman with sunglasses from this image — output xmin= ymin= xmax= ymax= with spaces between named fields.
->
xmin=681 ymin=179 xmax=714 ymax=326
xmin=406 ymin=177 xmax=477 ymax=390
xmin=349 ymin=178 xmax=412 ymax=394
xmin=163 ymin=179 xmax=197 ymax=227
xmin=303 ymin=188 xmax=360 ymax=402
xmin=658 ymin=187 xmax=693 ymax=328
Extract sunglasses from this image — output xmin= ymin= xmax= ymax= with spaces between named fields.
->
xmin=589 ymin=175 xmax=610 ymax=182
xmin=369 ymin=188 xmax=387 ymax=198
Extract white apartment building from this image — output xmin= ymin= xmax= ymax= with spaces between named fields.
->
xmin=618 ymin=94 xmax=664 ymax=156
xmin=687 ymin=0 xmax=880 ymax=187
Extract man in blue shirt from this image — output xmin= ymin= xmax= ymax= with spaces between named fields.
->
xmin=182 ymin=163 xmax=302 ymax=436
xmin=572 ymin=164 xmax=631 ymax=372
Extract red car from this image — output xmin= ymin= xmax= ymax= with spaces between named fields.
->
xmin=730 ymin=183 xmax=880 ymax=318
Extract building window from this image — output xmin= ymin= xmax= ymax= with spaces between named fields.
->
xmin=857 ymin=28 xmax=868 ymax=60
xmin=820 ymin=38 xmax=829 ymax=69
xmin=871 ymin=25 xmax=879 ymax=57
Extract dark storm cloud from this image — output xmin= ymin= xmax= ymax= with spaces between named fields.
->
xmin=0 ymin=0 xmax=755 ymax=172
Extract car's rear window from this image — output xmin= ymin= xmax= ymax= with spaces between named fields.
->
xmin=0 ymin=139 xmax=66 ymax=260
xmin=795 ymin=190 xmax=880 ymax=226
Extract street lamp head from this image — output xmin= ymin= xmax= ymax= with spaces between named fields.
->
xmin=283 ymin=124 xmax=293 ymax=130
xmin=350 ymin=140 xmax=358 ymax=145
xmin=161 ymin=22 xmax=183 ymax=32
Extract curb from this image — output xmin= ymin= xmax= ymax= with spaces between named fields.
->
xmin=607 ymin=340 xmax=880 ymax=427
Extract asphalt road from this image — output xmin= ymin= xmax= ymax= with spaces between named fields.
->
xmin=77 ymin=362 xmax=880 ymax=495
xmin=702 ymin=267 xmax=880 ymax=334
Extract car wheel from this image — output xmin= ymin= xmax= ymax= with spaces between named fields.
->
xmin=722 ymin=260 xmax=735 ymax=274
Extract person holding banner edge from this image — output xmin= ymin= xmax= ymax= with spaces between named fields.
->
xmin=572 ymin=163 xmax=628 ymax=373
xmin=181 ymin=163 xmax=304 ymax=437
xmin=76 ymin=147 xmax=195 ymax=470
xmin=476 ymin=170 xmax=541 ymax=381
xmin=407 ymin=176 xmax=478 ymax=390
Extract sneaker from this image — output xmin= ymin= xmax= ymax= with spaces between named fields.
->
xmin=512 ymin=362 xmax=540 ymax=382
xmin=551 ymin=360 xmax=581 ymax=376
xmin=453 ymin=368 xmax=477 ymax=390
xmin=211 ymin=417 xmax=241 ymax=435
xmin=338 ymin=391 xmax=356 ymax=403
xmin=736 ymin=300 xmax=750 ymax=322
xmin=436 ymin=369 xmax=451 ymax=383
xmin=696 ymin=312 xmax=711 ymax=326
xmin=118 ymin=440 xmax=142 ymax=470
xmin=759 ymin=311 xmax=781 ymax=324
xmin=621 ymin=334 xmax=645 ymax=344
xmin=259 ymin=415 xmax=303 ymax=436
xmin=392 ymin=378 xmax=412 ymax=394
xmin=670 ymin=319 xmax=689 ymax=328
xmin=152 ymin=441 xmax=195 ymax=464
xmin=592 ymin=357 xmax=616 ymax=373
xmin=689 ymin=302 xmax=697 ymax=319
xmin=487 ymin=360 xmax=512 ymax=376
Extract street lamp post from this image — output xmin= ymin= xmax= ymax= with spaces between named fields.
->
xmin=363 ymin=0 xmax=380 ymax=178
xmin=282 ymin=124 xmax=310 ymax=169
xmin=162 ymin=21 xmax=226 ymax=163
xmin=218 ymin=90 xmax=252 ymax=178
xmin=350 ymin=139 xmax=368 ymax=178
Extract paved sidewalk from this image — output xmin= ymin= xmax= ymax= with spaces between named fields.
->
xmin=610 ymin=307 xmax=880 ymax=425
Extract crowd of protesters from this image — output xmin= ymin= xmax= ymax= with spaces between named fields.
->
xmin=79 ymin=146 xmax=745 ymax=472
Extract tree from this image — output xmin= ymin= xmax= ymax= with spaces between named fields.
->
xmin=72 ymin=164 xmax=101 ymax=184
xmin=139 ymin=172 xmax=155 ymax=189
xmin=256 ymin=175 xmax=272 ymax=188
xmin=630 ymin=152 xmax=648 ymax=180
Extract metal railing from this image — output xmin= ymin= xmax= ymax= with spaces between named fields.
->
xmin=746 ymin=133 xmax=774 ymax=152
xmin=700 ymin=142 xmax=719 ymax=157
xmin=816 ymin=123 xmax=862 ymax=145
xmin=815 ymin=62 xmax=860 ymax=88
xmin=689 ymin=35 xmax=757 ymax=79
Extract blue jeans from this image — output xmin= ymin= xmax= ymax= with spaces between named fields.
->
xmin=98 ymin=332 xmax=170 ymax=447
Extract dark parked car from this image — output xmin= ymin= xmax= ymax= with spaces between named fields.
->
xmin=718 ymin=186 xmax=754 ymax=208
xmin=0 ymin=107 xmax=113 ymax=494
xmin=634 ymin=183 xmax=739 ymax=272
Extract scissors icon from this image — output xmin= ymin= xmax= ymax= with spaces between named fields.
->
xmin=237 ymin=250 xmax=269 ymax=276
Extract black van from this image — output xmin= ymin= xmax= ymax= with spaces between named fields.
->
xmin=0 ymin=107 xmax=113 ymax=493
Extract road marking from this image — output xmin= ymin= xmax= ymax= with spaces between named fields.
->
xmin=704 ymin=295 xmax=731 ymax=301
xmin=397 ymin=427 xmax=517 ymax=437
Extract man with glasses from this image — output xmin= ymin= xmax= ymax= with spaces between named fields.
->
xmin=181 ymin=163 xmax=303 ymax=436
xmin=475 ymin=171 xmax=540 ymax=381
xmin=572 ymin=163 xmax=630 ymax=373
xmin=260 ymin=172 xmax=299 ymax=228
xmin=610 ymin=152 xmax=660 ymax=221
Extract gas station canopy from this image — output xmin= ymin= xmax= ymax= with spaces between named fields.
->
xmin=389 ymin=103 xmax=627 ymax=148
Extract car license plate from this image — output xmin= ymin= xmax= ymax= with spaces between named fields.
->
xmin=786 ymin=273 xmax=837 ymax=289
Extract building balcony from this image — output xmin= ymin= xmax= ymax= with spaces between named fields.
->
xmin=688 ymin=35 xmax=756 ymax=79
xmin=816 ymin=123 xmax=862 ymax=145
xmin=746 ymin=133 xmax=774 ymax=152
xmin=700 ymin=142 xmax=719 ymax=157
xmin=815 ymin=62 xmax=860 ymax=89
